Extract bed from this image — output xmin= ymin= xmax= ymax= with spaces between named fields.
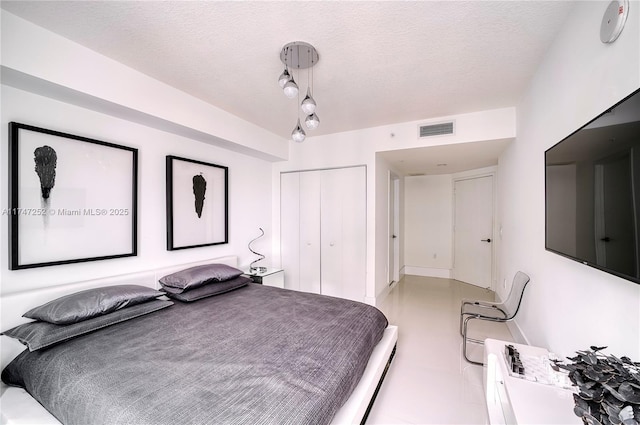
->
xmin=0 ymin=256 xmax=398 ymax=425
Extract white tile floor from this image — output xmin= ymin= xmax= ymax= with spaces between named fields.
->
xmin=366 ymin=275 xmax=515 ymax=425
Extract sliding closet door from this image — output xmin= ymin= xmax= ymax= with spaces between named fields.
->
xmin=280 ymin=171 xmax=321 ymax=294
xmin=298 ymin=171 xmax=321 ymax=294
xmin=280 ymin=172 xmax=301 ymax=291
xmin=281 ymin=166 xmax=365 ymax=301
xmin=320 ymin=166 xmax=366 ymax=301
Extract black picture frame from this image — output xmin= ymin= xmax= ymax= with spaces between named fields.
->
xmin=8 ymin=122 xmax=138 ymax=270
xmin=166 ymin=155 xmax=228 ymax=250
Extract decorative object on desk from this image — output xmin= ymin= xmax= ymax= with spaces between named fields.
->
xmin=554 ymin=346 xmax=640 ymax=425
xmin=8 ymin=122 xmax=138 ymax=270
xmin=248 ymin=227 xmax=267 ymax=273
xmin=166 ymin=155 xmax=228 ymax=250
xmin=505 ymin=344 xmax=525 ymax=375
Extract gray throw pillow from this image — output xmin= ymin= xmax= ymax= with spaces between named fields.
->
xmin=4 ymin=300 xmax=173 ymax=351
xmin=159 ymin=263 xmax=244 ymax=294
xmin=23 ymin=285 xmax=165 ymax=325
xmin=165 ymin=276 xmax=251 ymax=302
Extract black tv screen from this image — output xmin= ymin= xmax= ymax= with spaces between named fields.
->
xmin=545 ymin=88 xmax=640 ymax=284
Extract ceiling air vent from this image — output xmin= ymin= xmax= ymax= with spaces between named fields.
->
xmin=418 ymin=121 xmax=455 ymax=138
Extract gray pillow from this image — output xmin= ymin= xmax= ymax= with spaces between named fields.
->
xmin=159 ymin=263 xmax=244 ymax=294
xmin=3 ymin=299 xmax=173 ymax=351
xmin=165 ymin=276 xmax=251 ymax=302
xmin=23 ymin=285 xmax=165 ymax=325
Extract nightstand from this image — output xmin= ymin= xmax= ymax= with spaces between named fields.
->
xmin=243 ymin=267 xmax=284 ymax=288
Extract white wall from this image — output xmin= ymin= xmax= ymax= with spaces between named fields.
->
xmin=498 ymin=0 xmax=640 ymax=358
xmin=0 ymin=85 xmax=273 ymax=294
xmin=403 ymin=166 xmax=499 ymax=284
xmin=272 ymin=109 xmax=516 ymax=304
xmin=0 ymin=11 xmax=283 ymax=296
xmin=404 ymin=174 xmax=453 ymax=276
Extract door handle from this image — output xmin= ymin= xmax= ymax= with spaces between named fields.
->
xmin=481 ymin=238 xmax=492 ymax=243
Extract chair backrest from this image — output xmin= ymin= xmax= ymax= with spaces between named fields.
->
xmin=503 ymin=271 xmax=530 ymax=319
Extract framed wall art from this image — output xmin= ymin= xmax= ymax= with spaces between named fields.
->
xmin=8 ymin=122 xmax=138 ymax=270
xmin=166 ymin=155 xmax=228 ymax=250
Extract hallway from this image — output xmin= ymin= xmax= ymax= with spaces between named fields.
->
xmin=367 ymin=275 xmax=515 ymax=424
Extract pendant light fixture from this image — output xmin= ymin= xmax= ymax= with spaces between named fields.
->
xmin=301 ymin=87 xmax=316 ymax=115
xmin=291 ymin=118 xmax=306 ymax=143
xmin=305 ymin=113 xmax=320 ymax=130
xmin=278 ymin=68 xmax=292 ymax=88
xmin=291 ymin=78 xmax=306 ymax=143
xmin=283 ymin=77 xmax=298 ymax=99
xmin=279 ymin=41 xmax=319 ymax=142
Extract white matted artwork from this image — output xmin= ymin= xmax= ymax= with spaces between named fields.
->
xmin=8 ymin=122 xmax=138 ymax=270
xmin=166 ymin=155 xmax=228 ymax=250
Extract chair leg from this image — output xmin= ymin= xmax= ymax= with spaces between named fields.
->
xmin=462 ymin=315 xmax=483 ymax=365
xmin=459 ymin=302 xmax=472 ymax=336
xmin=460 ymin=311 xmax=482 ymax=342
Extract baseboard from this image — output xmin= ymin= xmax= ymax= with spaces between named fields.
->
xmin=506 ymin=320 xmax=529 ymax=345
xmin=372 ymin=278 xmax=400 ymax=307
xmin=403 ymin=266 xmax=451 ymax=279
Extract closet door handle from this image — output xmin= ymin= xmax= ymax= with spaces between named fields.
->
xmin=329 ymin=242 xmax=335 ymax=247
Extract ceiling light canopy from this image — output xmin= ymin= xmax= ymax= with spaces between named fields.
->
xmin=279 ymin=41 xmax=319 ymax=142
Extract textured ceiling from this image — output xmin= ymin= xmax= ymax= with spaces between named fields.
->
xmin=2 ymin=1 xmax=577 ymax=173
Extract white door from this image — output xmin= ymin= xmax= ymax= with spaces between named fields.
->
xmin=281 ymin=167 xmax=365 ymax=301
xmin=299 ymin=171 xmax=321 ymax=294
xmin=453 ymin=175 xmax=494 ymax=288
xmin=388 ymin=172 xmax=400 ymax=285
xmin=320 ymin=166 xmax=366 ymax=301
xmin=280 ymin=172 xmax=301 ymax=291
xmin=594 ymin=153 xmax=636 ymax=276
xmin=280 ymin=171 xmax=321 ymax=293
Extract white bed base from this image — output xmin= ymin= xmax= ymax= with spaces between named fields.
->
xmin=0 ymin=256 xmax=398 ymax=425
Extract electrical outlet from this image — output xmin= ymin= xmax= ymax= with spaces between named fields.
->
xmin=433 ymin=253 xmax=437 ymax=259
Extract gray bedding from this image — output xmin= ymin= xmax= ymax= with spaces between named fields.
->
xmin=2 ymin=283 xmax=388 ymax=425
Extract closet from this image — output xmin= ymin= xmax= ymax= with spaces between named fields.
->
xmin=280 ymin=166 xmax=366 ymax=302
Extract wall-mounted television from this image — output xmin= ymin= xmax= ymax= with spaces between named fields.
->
xmin=545 ymin=88 xmax=640 ymax=284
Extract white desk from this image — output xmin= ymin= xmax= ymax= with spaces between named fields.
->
xmin=483 ymin=339 xmax=581 ymax=425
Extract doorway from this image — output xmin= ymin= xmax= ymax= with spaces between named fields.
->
xmin=594 ymin=151 xmax=637 ymax=276
xmin=388 ymin=172 xmax=400 ymax=286
xmin=453 ymin=175 xmax=494 ymax=289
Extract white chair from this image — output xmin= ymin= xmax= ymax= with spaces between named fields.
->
xmin=460 ymin=271 xmax=531 ymax=365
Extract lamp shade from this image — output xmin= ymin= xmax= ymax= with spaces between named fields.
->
xmin=291 ymin=118 xmax=306 ymax=142
xmin=301 ymin=87 xmax=316 ymax=115
xmin=305 ymin=113 xmax=320 ymax=130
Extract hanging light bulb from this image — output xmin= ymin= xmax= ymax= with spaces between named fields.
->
xmin=278 ymin=68 xmax=292 ymax=88
xmin=283 ymin=77 xmax=298 ymax=99
xmin=301 ymin=87 xmax=316 ymax=115
xmin=292 ymin=118 xmax=306 ymax=143
xmin=305 ymin=113 xmax=320 ymax=130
